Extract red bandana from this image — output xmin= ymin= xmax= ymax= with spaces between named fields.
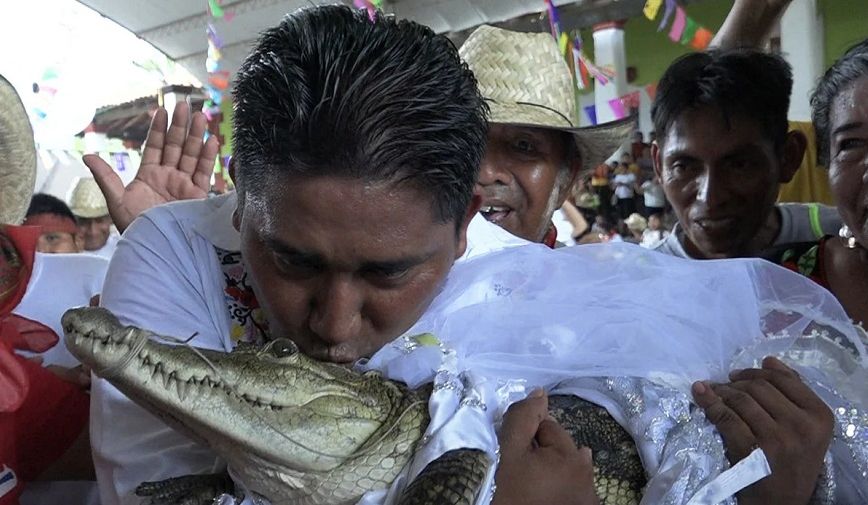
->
xmin=542 ymin=222 xmax=558 ymax=249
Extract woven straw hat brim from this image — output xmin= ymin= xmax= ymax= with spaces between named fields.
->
xmin=488 ymin=100 xmax=636 ymax=173
xmin=0 ymin=75 xmax=36 ymax=225
xmin=71 ymin=206 xmax=110 ymax=219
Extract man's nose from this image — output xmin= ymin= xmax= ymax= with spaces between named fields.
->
xmin=477 ymin=152 xmax=513 ymax=187
xmin=695 ymin=168 xmax=732 ymax=209
xmin=307 ymin=274 xmax=362 ymax=346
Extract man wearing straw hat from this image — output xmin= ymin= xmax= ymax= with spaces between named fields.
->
xmin=0 ymin=73 xmax=105 ymax=505
xmin=69 ymin=177 xmax=120 ymax=259
xmin=459 ymin=25 xmax=633 ymax=247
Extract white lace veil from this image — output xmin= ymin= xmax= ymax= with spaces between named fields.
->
xmin=359 ymin=242 xmax=867 ymax=505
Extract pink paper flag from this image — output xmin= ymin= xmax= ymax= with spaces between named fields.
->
xmin=224 ymin=10 xmax=235 ymax=22
xmin=609 ymin=98 xmax=627 ymax=119
xmin=668 ymin=6 xmax=686 ymax=43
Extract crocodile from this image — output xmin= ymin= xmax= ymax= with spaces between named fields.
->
xmin=63 ymin=307 xmax=646 ymax=505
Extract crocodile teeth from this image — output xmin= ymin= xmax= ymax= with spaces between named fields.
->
xmin=177 ymin=379 xmax=189 ymax=402
xmin=163 ymin=371 xmax=174 ymax=390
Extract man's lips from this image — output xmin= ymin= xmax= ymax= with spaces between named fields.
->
xmin=479 ymin=198 xmax=515 ymax=225
xmin=692 ymin=216 xmax=737 ymax=233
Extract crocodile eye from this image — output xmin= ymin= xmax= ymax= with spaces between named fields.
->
xmin=269 ymin=338 xmax=298 ymax=358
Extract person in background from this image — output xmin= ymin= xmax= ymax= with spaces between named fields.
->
xmin=462 ymin=25 xmax=631 ymax=247
xmin=624 ymin=213 xmax=646 ymax=244
xmin=637 ymin=174 xmax=666 ymax=218
xmin=22 ymin=194 xmax=81 ymax=254
xmin=590 ymin=160 xmax=615 ymax=219
xmin=620 ymin=151 xmax=641 ymax=176
xmin=69 ymin=178 xmax=119 ymax=259
xmin=651 ymin=49 xmax=840 ymax=260
xmin=776 ymin=39 xmax=868 ymax=327
xmin=640 ymin=213 xmax=669 ymax=249
xmin=612 ymin=163 xmax=637 ymax=220
xmin=631 ymin=130 xmax=647 ymax=162
xmin=0 ymin=73 xmax=104 ymax=505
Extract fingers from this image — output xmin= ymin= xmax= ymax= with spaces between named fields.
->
xmin=161 ymin=103 xmax=192 ymax=167
xmin=193 ymin=135 xmax=220 ymax=192
xmin=725 ymin=378 xmax=797 ymax=421
xmin=178 ymin=110 xmax=209 ymax=175
xmin=535 ymin=418 xmax=578 ymax=452
xmin=729 ymin=357 xmax=820 ymax=410
xmin=83 ymin=154 xmax=122 ymax=202
xmin=141 ymin=108 xmax=169 ymax=166
xmin=692 ymin=381 xmax=757 ymax=461
xmin=499 ymin=389 xmax=549 ymax=450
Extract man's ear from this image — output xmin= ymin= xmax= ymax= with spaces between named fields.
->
xmin=455 ymin=193 xmax=482 ymax=259
xmin=651 ymin=141 xmax=663 ymax=182
xmin=779 ymin=130 xmax=807 ymax=184
xmin=227 ymin=156 xmax=237 ymax=186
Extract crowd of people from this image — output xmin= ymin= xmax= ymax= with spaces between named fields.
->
xmin=1 ymin=0 xmax=867 ymax=504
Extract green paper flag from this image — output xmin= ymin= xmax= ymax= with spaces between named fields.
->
xmin=208 ymin=0 xmax=224 ymax=18
xmin=680 ymin=17 xmax=699 ymax=45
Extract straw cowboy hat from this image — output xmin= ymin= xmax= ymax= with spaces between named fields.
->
xmin=625 ymin=212 xmax=648 ymax=232
xmin=0 ymin=74 xmax=36 ymax=225
xmin=69 ymin=177 xmax=109 ymax=219
xmin=459 ymin=25 xmax=634 ymax=172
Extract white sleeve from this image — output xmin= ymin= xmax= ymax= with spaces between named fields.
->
xmin=91 ymin=211 xmax=228 ymax=505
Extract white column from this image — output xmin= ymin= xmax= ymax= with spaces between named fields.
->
xmin=593 ymin=20 xmax=629 ymax=124
xmin=781 ymin=0 xmax=824 ymax=121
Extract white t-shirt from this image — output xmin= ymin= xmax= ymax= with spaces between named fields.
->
xmin=653 ymin=203 xmax=841 ymax=258
xmin=640 ymin=229 xmax=669 ymax=249
xmin=90 ymin=192 xmax=526 ymax=505
xmin=641 ymin=181 xmax=666 ymax=208
xmin=87 ymin=233 xmax=120 ymax=260
xmin=14 ymin=252 xmax=108 ymax=367
xmin=13 ymin=251 xmax=107 ymax=505
xmin=613 ymin=173 xmax=636 ymax=199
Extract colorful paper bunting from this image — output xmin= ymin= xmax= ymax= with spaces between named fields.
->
xmin=668 ymin=6 xmax=687 ymax=43
xmin=679 ymin=17 xmax=699 ymax=45
xmin=608 ymin=98 xmax=627 ymax=119
xmin=584 ymin=105 xmax=597 ymax=126
xmin=643 ymin=0 xmax=663 ymax=20
xmin=544 ymin=0 xmax=562 ymax=39
xmin=207 ymin=0 xmax=224 ymax=18
xmin=658 ymin=0 xmax=676 ymax=32
xmin=690 ymin=27 xmax=714 ymax=50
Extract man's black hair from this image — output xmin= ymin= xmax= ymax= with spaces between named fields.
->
xmin=811 ymin=38 xmax=868 ymax=166
xmin=652 ymin=49 xmax=793 ymax=151
xmin=232 ymin=5 xmax=487 ymax=224
xmin=25 ymin=193 xmax=76 ymax=222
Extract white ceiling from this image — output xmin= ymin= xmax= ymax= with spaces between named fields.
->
xmin=77 ymin=0 xmax=582 ymax=89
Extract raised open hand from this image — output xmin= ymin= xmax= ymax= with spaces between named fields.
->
xmin=82 ymin=102 xmax=219 ymax=233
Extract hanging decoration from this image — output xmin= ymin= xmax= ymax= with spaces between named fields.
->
xmin=583 ymin=105 xmax=597 ymax=126
xmin=544 ymin=0 xmax=614 ymax=93
xmin=645 ymin=0 xmax=715 ymax=51
xmin=353 ymin=0 xmax=382 ymax=21
xmin=202 ymin=0 xmax=236 ymax=121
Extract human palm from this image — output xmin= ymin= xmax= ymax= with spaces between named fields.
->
xmin=83 ymin=103 xmax=219 ymax=232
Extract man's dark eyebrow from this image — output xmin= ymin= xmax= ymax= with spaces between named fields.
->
xmin=359 ymin=250 xmax=437 ymax=273
xmin=832 ymin=122 xmax=864 ymax=136
xmin=263 ymin=236 xmax=325 ymax=266
xmin=264 ymin=233 xmax=436 ymax=272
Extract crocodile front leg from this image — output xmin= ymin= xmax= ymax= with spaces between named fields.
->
xmin=135 ymin=472 xmax=236 ymax=505
xmin=397 ymin=449 xmax=490 ymax=505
